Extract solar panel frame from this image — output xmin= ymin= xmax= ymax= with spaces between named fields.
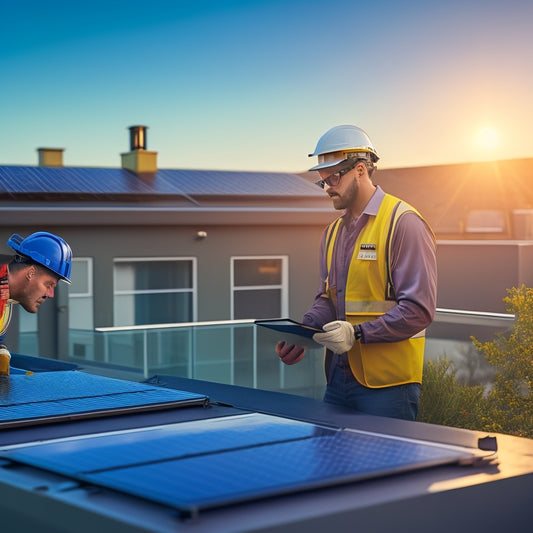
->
xmin=0 ymin=413 xmax=480 ymax=517
xmin=0 ymin=372 xmax=208 ymax=429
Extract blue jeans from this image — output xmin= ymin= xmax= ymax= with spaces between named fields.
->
xmin=323 ymin=354 xmax=421 ymax=421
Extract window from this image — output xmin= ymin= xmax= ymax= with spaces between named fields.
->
xmin=113 ymin=258 xmax=196 ymax=326
xmin=68 ymin=258 xmax=94 ymax=358
xmin=231 ymin=256 xmax=288 ymax=319
xmin=18 ymin=309 xmax=38 ymax=356
xmin=69 ymin=258 xmax=94 ymax=330
xmin=466 ymin=210 xmax=507 ymax=233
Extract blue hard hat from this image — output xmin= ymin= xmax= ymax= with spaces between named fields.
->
xmin=7 ymin=232 xmax=72 ymax=283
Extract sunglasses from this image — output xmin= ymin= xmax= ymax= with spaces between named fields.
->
xmin=316 ymin=160 xmax=358 ymax=189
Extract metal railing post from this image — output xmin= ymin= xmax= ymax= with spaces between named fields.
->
xmin=252 ymin=324 xmax=257 ymax=389
xmin=143 ymin=330 xmax=148 ymax=378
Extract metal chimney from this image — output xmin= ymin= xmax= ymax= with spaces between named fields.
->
xmin=129 ymin=125 xmax=148 ymax=151
xmin=121 ymin=125 xmax=157 ymax=174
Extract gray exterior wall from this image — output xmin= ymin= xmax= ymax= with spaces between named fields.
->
xmin=4 ymin=153 xmax=533 ymax=367
xmin=64 ymin=223 xmax=325 ymax=325
xmin=2 ymin=223 xmax=532 ymax=357
xmin=436 ymin=240 xmax=533 ymax=313
xmin=0 ymin=219 xmax=332 ymax=355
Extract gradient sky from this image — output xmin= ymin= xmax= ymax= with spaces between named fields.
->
xmin=1 ymin=0 xmax=532 ymax=172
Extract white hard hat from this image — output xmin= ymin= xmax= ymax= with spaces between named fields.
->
xmin=308 ymin=125 xmax=379 ymax=171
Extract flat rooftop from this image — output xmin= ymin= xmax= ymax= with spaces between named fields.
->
xmin=0 ymin=356 xmax=531 ymax=532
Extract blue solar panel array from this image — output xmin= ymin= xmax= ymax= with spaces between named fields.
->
xmin=84 ymin=422 xmax=472 ymax=514
xmin=0 ymin=410 xmax=475 ymax=516
xmin=156 ymin=168 xmax=324 ymax=196
xmin=0 ymin=372 xmax=208 ymax=428
xmin=0 ymin=165 xmax=323 ymax=197
xmin=0 ymin=166 xmax=154 ymax=195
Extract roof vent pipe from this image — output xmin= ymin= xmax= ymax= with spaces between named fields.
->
xmin=121 ymin=125 xmax=157 ymax=174
xmin=129 ymin=125 xmax=148 ymax=151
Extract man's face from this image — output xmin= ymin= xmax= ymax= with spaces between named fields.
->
xmin=319 ymin=166 xmax=359 ymax=211
xmin=17 ymin=267 xmax=58 ymax=313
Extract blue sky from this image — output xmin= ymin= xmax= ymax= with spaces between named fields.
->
xmin=1 ymin=0 xmax=532 ymax=172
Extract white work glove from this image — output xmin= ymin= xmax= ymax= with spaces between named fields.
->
xmin=312 ymin=321 xmax=355 ymax=354
xmin=0 ymin=346 xmax=11 ymax=376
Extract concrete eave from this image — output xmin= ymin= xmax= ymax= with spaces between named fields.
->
xmin=0 ymin=205 xmax=338 ymax=226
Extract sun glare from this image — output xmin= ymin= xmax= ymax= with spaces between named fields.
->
xmin=476 ymin=127 xmax=499 ymax=151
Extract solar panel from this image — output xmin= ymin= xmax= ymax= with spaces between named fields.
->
xmin=156 ymin=169 xmax=324 ymax=196
xmin=0 ymin=166 xmax=324 ymax=197
xmin=0 ymin=372 xmax=208 ymax=428
xmin=0 ymin=414 xmax=317 ymax=472
xmin=0 ymin=413 xmax=478 ymax=516
xmin=0 ymin=166 xmax=156 ymax=195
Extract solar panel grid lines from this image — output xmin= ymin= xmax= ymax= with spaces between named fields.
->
xmin=73 ymin=424 xmax=474 ymax=515
xmin=0 ymin=414 xmax=322 ymax=474
xmin=0 ymin=166 xmax=156 ymax=195
xmin=0 ymin=372 xmax=208 ymax=428
xmin=0 ymin=166 xmax=324 ymax=197
xmin=0 ymin=409 xmax=476 ymax=517
xmin=0 ymin=371 xmax=479 ymax=518
xmin=156 ymin=169 xmax=323 ymax=196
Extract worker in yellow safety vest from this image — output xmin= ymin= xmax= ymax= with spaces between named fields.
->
xmin=0 ymin=232 xmax=72 ymax=376
xmin=276 ymin=125 xmax=437 ymax=420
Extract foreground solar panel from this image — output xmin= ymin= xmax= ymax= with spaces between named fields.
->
xmin=0 ymin=413 xmax=480 ymax=517
xmin=0 ymin=372 xmax=208 ymax=428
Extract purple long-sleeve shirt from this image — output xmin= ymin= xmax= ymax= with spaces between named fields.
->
xmin=302 ymin=186 xmax=437 ymax=344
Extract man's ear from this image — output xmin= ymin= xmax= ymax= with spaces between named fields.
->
xmin=26 ymin=266 xmax=36 ymax=281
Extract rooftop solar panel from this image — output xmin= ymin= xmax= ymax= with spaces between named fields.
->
xmin=0 ymin=166 xmax=156 ymax=195
xmin=156 ymin=169 xmax=324 ymax=196
xmin=0 ymin=414 xmax=318 ymax=473
xmin=0 ymin=372 xmax=208 ymax=429
xmin=0 ymin=413 xmax=479 ymax=517
xmin=0 ymin=166 xmax=324 ymax=197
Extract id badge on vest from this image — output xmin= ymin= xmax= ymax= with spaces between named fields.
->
xmin=357 ymin=243 xmax=377 ymax=261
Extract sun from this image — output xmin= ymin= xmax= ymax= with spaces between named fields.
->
xmin=476 ymin=127 xmax=499 ymax=150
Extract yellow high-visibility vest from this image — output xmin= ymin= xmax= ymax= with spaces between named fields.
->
xmin=325 ymin=194 xmax=433 ymax=388
xmin=0 ymin=303 xmax=12 ymax=339
xmin=0 ymin=264 xmax=12 ymax=340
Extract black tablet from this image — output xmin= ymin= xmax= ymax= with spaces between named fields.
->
xmin=254 ymin=318 xmax=322 ymax=340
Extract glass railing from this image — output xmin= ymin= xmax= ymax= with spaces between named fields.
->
xmin=59 ymin=308 xmax=516 ymax=400
xmin=73 ymin=320 xmax=327 ymax=399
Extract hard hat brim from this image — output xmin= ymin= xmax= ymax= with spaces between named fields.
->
xmin=308 ymin=157 xmax=347 ymax=172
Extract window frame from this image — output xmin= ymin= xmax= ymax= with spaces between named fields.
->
xmin=230 ymin=255 xmax=289 ymax=320
xmin=113 ymin=256 xmax=198 ymax=326
xmin=69 ymin=257 xmax=94 ymax=299
xmin=68 ymin=257 xmax=95 ymax=359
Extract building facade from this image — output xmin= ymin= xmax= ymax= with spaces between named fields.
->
xmin=2 ymin=126 xmax=533 ymax=362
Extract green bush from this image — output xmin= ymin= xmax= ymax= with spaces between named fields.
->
xmin=419 ymin=285 xmax=533 ymax=439
xmin=472 ymin=285 xmax=533 ymax=439
xmin=418 ymin=358 xmax=488 ymax=430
